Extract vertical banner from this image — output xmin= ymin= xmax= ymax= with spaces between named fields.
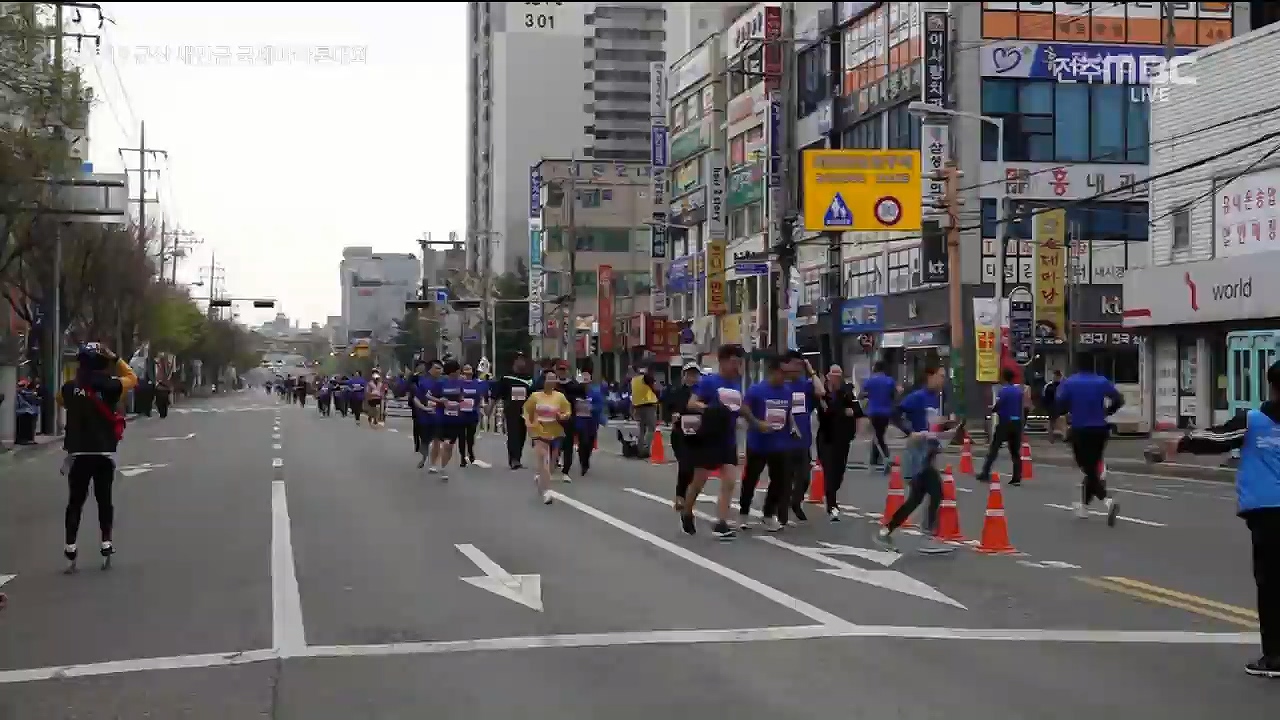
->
xmin=706 ymin=151 xmax=726 ymax=241
xmin=598 ymin=265 xmax=614 ymax=353
xmin=921 ymin=124 xmax=949 ymax=215
xmin=649 ymin=60 xmax=669 ymax=263
xmin=921 ymin=10 xmax=950 ymax=216
xmin=1033 ymin=208 xmax=1067 ymax=343
xmin=972 ymin=297 xmax=1000 ymax=383
xmin=651 ymin=260 xmax=667 ymax=315
xmin=922 ymin=11 xmax=948 ymax=108
xmin=707 ymin=239 xmax=727 ymax=316
xmin=528 ymin=164 xmax=544 ymax=351
xmin=785 ymin=267 xmax=800 ymax=351
xmin=763 ymin=5 xmax=783 ymax=243
xmin=920 ymin=218 xmax=948 ymax=284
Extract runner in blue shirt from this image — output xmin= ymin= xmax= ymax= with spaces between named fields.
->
xmin=861 ymin=361 xmax=897 ymax=467
xmin=738 ymin=356 xmax=801 ymax=533
xmin=782 ymin=350 xmax=826 ymax=522
xmin=1056 ymin=352 xmax=1124 ymax=525
xmin=459 ymin=363 xmax=485 ymax=468
xmin=433 ymin=360 xmax=466 ymax=481
xmin=978 ymin=368 xmax=1029 ymax=486
xmin=412 ymin=360 xmax=444 ymax=471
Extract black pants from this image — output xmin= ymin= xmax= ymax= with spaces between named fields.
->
xmin=564 ymin=423 xmax=596 ymax=474
xmin=1247 ymin=510 xmax=1280 ymax=658
xmin=981 ymin=420 xmax=1023 ymax=483
xmin=1070 ymin=426 xmax=1110 ymax=504
xmin=740 ymin=451 xmax=793 ymax=524
xmin=869 ymin=416 xmax=891 ymax=466
xmin=788 ymin=447 xmax=812 ymax=511
xmin=412 ymin=418 xmax=425 ymax=452
xmin=156 ymin=398 xmax=170 ymax=418
xmin=888 ymin=465 xmax=942 ymax=533
xmin=461 ymin=421 xmax=478 ymax=462
xmin=65 ymin=455 xmax=115 ymax=546
xmin=673 ymin=432 xmax=696 ymax=499
xmin=351 ymin=400 xmax=362 ymax=420
xmin=819 ymin=437 xmax=853 ymax=512
xmin=15 ymin=413 xmax=36 ymax=444
xmin=505 ymin=415 xmax=527 ymax=467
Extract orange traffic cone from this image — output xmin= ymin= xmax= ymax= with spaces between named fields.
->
xmin=959 ymin=438 xmax=974 ymax=474
xmin=649 ymin=428 xmax=666 ymax=465
xmin=880 ymin=457 xmax=913 ymax=527
xmin=976 ymin=471 xmax=1017 ymax=554
xmin=1020 ymin=442 xmax=1034 ymax=481
xmin=807 ymin=462 xmax=825 ymax=504
xmin=935 ymin=464 xmax=965 ymax=542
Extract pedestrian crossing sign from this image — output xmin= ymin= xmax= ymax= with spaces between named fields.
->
xmin=802 ymin=149 xmax=922 ymax=232
xmin=824 ymin=193 xmax=853 ymax=227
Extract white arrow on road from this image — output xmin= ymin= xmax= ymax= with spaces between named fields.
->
xmin=455 ymin=543 xmax=543 ymax=612
xmin=118 ymin=463 xmax=170 ymax=478
xmin=757 ymin=536 xmax=966 ymax=610
xmin=0 ymin=574 xmax=13 ymax=590
xmin=153 ymin=433 xmax=196 ymax=441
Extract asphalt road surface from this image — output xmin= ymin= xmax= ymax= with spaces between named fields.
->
xmin=0 ymin=390 xmax=1274 ymax=718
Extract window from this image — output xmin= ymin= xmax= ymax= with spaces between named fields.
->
xmin=730 ymin=134 xmax=746 ymax=166
xmin=748 ymin=203 xmax=765 ymax=233
xmin=886 ymin=103 xmax=920 ymax=150
xmin=798 ymin=44 xmax=829 ymax=116
xmin=544 ymin=227 xmax=632 ymax=252
xmin=1172 ymin=205 xmax=1191 ymax=250
xmin=981 ymin=79 xmax=1149 ymax=163
xmin=990 ymin=199 xmax=1149 ymax=241
xmin=843 ymin=256 xmax=884 ymax=298
xmin=887 ymin=250 xmax=912 ymax=293
xmin=730 ymin=208 xmax=748 ymax=239
xmin=842 ymin=114 xmax=882 ymax=149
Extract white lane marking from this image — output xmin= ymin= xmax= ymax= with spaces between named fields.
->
xmin=272 ymin=433 xmax=281 ymax=440
xmin=153 ymin=433 xmax=196 ymax=441
xmin=0 ymin=622 xmax=1262 ymax=686
xmin=0 ymin=574 xmax=13 ymax=589
xmin=272 ymin=444 xmax=282 ymax=451
xmin=1111 ymin=487 xmax=1172 ymax=500
xmin=1043 ymin=503 xmax=1166 ymax=527
xmin=272 ymin=458 xmax=284 ymax=468
xmin=271 ymin=480 xmax=306 ymax=655
xmin=560 ymin=490 xmax=850 ymax=627
xmin=1017 ymin=560 xmax=1083 ymax=570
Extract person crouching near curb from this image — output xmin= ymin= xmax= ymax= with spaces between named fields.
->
xmin=1167 ymin=359 xmax=1280 ymax=678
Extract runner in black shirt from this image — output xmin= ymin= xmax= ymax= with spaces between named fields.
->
xmin=555 ymin=359 xmax=588 ymax=481
xmin=493 ymin=353 xmax=534 ymax=469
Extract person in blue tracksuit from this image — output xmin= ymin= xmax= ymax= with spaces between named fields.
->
xmin=978 ymin=368 xmax=1028 ymax=486
xmin=1055 ymin=352 xmax=1124 ymax=526
xmin=569 ymin=369 xmax=607 ymax=477
xmin=1172 ymin=359 xmax=1280 ymax=678
xmin=861 ymin=361 xmax=897 ymax=467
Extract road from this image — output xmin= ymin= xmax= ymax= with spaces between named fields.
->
xmin=0 ymin=390 xmax=1273 ymax=718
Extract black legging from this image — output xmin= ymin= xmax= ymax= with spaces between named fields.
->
xmin=1071 ymin=426 xmax=1111 ymax=504
xmin=887 ymin=464 xmax=942 ymax=533
xmin=461 ymin=421 xmax=478 ymax=462
xmin=672 ymin=431 xmax=695 ymax=499
xmin=66 ymin=455 xmax=115 ymax=546
xmin=563 ymin=422 xmax=597 ymax=474
xmin=818 ymin=436 xmax=853 ymax=512
xmin=505 ymin=413 xmax=527 ymax=467
xmin=740 ymin=450 xmax=793 ymax=524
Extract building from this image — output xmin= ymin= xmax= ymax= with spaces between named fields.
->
xmin=768 ymin=1 xmax=1251 ymax=423
xmin=584 ymin=3 xmax=668 ymax=162
xmin=338 ymin=247 xmax=421 ymax=347
xmin=1124 ymin=21 xmax=1280 ymax=432
xmin=533 ymin=157 xmax=655 ymax=378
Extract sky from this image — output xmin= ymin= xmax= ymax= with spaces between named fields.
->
xmin=75 ymin=2 xmax=467 ymax=329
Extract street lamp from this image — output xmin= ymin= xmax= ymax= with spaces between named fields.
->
xmin=907 ymin=101 xmax=1010 ymax=328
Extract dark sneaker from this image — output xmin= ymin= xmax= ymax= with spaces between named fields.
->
xmin=1245 ymin=656 xmax=1280 ymax=678
xmin=791 ymin=504 xmax=808 ymax=523
xmin=680 ymin=513 xmax=697 ymax=536
xmin=1106 ymin=499 xmax=1120 ymax=527
xmin=712 ymin=522 xmax=736 ymax=541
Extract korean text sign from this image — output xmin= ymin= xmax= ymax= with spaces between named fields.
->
xmin=801 ymin=150 xmax=922 ymax=232
xmin=1033 ymin=208 xmax=1066 ymax=343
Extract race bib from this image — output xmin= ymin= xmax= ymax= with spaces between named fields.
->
xmin=680 ymin=414 xmax=701 ymax=435
xmin=574 ymin=398 xmax=591 ymax=417
xmin=535 ymin=402 xmax=559 ymax=423
xmin=717 ymin=387 xmax=742 ymax=412
xmin=511 ymin=386 xmax=527 ymax=402
xmin=791 ymin=391 xmax=806 ymax=414
xmin=445 ymin=400 xmax=460 ymax=416
xmin=460 ymin=398 xmax=475 ymax=412
xmin=765 ymin=405 xmax=787 ymax=431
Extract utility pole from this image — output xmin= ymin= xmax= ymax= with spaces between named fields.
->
xmin=202 ymin=253 xmax=226 ymax=320
xmin=769 ymin=3 xmax=795 ymax=354
xmin=164 ymin=227 xmax=201 ymax=283
xmin=943 ymin=163 xmax=966 ymax=428
xmin=565 ymin=165 xmax=578 ymax=370
xmin=120 ymin=121 xmax=167 ymax=249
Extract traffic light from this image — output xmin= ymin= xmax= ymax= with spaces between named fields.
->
xmin=209 ymin=299 xmax=232 ymax=308
xmin=253 ymin=300 xmax=275 ymax=308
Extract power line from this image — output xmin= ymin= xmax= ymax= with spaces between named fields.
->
xmin=1147 ymin=141 xmax=1280 ymax=228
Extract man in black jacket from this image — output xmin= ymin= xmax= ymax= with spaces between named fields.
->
xmin=493 ymin=353 xmax=534 ymax=469
xmin=816 ymin=364 xmax=863 ymax=521
xmin=666 ymin=362 xmax=702 ymax=511
xmin=555 ymin=358 xmax=588 ymax=481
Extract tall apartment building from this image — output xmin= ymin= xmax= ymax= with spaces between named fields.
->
xmin=466 ymin=3 xmax=675 ymax=278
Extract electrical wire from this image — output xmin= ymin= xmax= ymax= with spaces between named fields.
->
xmin=1147 ymin=141 xmax=1280 ymax=228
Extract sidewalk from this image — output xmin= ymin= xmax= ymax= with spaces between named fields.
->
xmin=0 ymin=412 xmax=156 ymax=461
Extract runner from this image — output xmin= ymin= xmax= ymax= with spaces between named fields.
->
xmin=434 ymin=360 xmax=466 ymax=480
xmin=738 ymin=355 xmax=801 ymax=533
xmin=569 ymin=367 xmax=606 ymax=477
xmin=523 ymin=368 xmax=572 ymax=505
xmin=317 ymin=378 xmax=332 ymax=416
xmin=861 ymin=361 xmax=896 ymax=469
xmin=459 ymin=363 xmax=483 ymax=467
xmin=874 ymin=364 xmax=960 ymax=554
xmin=57 ymin=343 xmax=137 ymax=571
xmin=666 ymin=362 xmax=703 ymax=512
xmin=366 ymin=371 xmax=386 ymax=428
xmin=334 ymin=376 xmax=349 ymax=417
xmin=681 ymin=344 xmax=755 ymax=540
xmin=348 ymin=371 xmax=367 ymax=425
xmin=412 ymin=360 xmax=444 ymax=471
xmin=816 ymin=364 xmax=862 ymax=521
xmin=408 ymin=361 xmax=427 ymax=452
xmin=494 ymin=353 xmax=534 ymax=469
xmin=1055 ymin=353 xmax=1123 ymax=525
xmin=556 ymin=359 xmax=587 ymax=482
xmin=782 ymin=351 xmax=826 ymax=523
xmin=1168 ymin=359 xmax=1280 ymax=678
xmin=977 ymin=368 xmax=1028 ymax=486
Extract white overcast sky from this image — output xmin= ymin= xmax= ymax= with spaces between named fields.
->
xmin=76 ymin=2 xmax=466 ymax=328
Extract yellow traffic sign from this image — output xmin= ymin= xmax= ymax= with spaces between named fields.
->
xmin=801 ymin=149 xmax=922 ymax=232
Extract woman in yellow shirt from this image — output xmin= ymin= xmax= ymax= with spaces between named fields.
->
xmin=523 ymin=369 xmax=572 ymax=505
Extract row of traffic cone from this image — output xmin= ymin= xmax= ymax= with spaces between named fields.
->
xmin=958 ymin=437 xmax=1036 ymax=481
xmin=875 ymin=457 xmax=1016 ymax=554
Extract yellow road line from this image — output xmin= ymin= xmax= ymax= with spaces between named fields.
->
xmin=1099 ymin=576 xmax=1258 ymax=619
xmin=1077 ymin=577 xmax=1259 ymax=630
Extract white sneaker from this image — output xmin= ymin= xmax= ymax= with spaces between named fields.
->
xmin=559 ymin=472 xmax=572 ymax=484
xmin=828 ymin=507 xmax=841 ymax=522
xmin=1072 ymin=501 xmax=1088 ymax=519
xmin=763 ymin=517 xmax=783 ymax=532
xmin=542 ymin=491 xmax=553 ymax=505
xmin=427 ymin=466 xmax=439 ymax=474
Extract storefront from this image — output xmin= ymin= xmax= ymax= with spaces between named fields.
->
xmin=1124 ymin=253 xmax=1280 ymax=431
xmin=837 ymin=296 xmax=883 ymax=384
xmin=878 ymin=289 xmax=952 ymax=388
